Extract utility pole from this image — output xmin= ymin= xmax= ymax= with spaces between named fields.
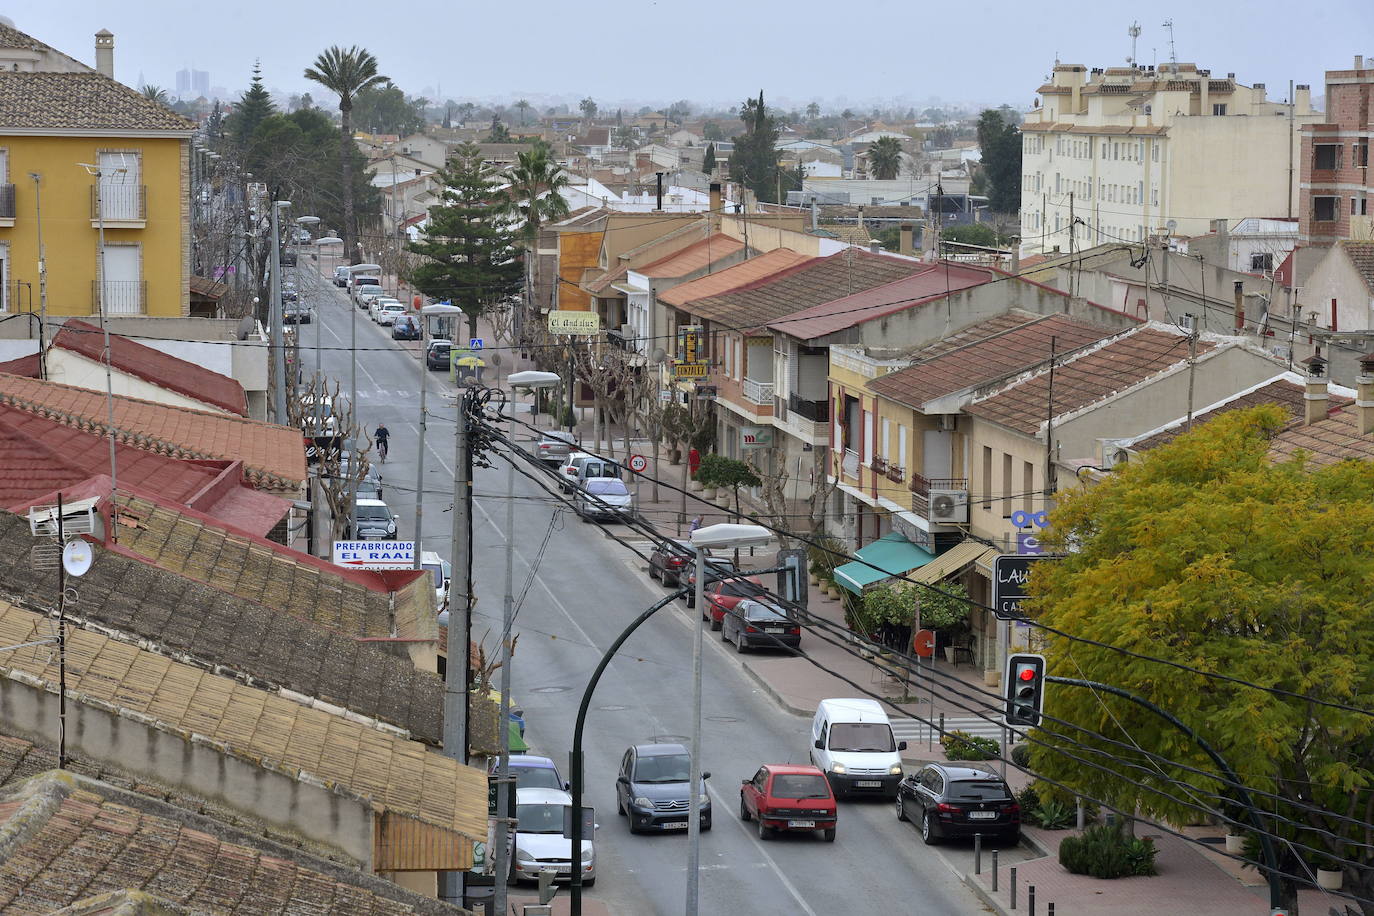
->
xmin=442 ymin=383 xmax=471 ymax=906
xmin=29 ymin=173 xmax=48 ymax=380
xmin=1068 ymin=192 xmax=1076 ymax=298
xmin=1185 ymin=315 xmax=1198 ymax=431
xmin=1044 ymin=336 xmax=1057 ymax=501
xmin=269 ymin=201 xmax=289 ymax=423
xmin=492 ymin=395 xmax=518 ymax=916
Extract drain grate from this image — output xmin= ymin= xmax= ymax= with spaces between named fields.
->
xmin=706 ymin=715 xmax=740 ymax=723
xmin=648 ymin=734 xmax=690 ymax=744
xmin=597 ymin=704 xmax=629 ymax=711
xmin=529 ymin=686 xmax=571 ymax=694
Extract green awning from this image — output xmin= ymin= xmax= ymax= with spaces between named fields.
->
xmin=834 ymin=532 xmax=935 ymax=594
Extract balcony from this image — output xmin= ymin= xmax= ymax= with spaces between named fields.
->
xmin=742 ymin=377 xmax=774 ymax=406
xmin=91 ymin=184 xmax=147 ymax=227
xmin=910 ymin=472 xmax=968 ymax=518
xmin=0 ymin=183 xmax=13 ymax=224
xmin=886 ymin=463 xmax=905 ymax=484
xmin=92 ymin=280 xmax=147 ymax=315
xmin=787 ymin=393 xmax=829 ymax=423
xmin=870 ymin=456 xmax=888 ymax=475
xmin=841 ymin=450 xmax=860 ymax=479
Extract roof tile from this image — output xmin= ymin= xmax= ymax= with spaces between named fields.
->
xmin=658 ymin=248 xmax=814 ymax=307
xmin=637 ymin=233 xmax=744 ymax=279
xmin=0 ymin=70 xmax=195 ymax=132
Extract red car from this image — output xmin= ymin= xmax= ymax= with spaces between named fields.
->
xmin=700 ymin=576 xmax=768 ymax=631
xmin=739 ymin=764 xmax=837 ymax=841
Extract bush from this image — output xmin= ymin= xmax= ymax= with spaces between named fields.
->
xmin=1010 ymin=743 xmax=1032 ymax=769
xmin=940 ymin=729 xmax=1000 ymax=761
xmin=1032 ymin=799 xmax=1077 ymax=830
xmin=1059 ymin=823 xmax=1158 ymax=879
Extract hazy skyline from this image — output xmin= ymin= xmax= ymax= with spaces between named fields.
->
xmin=11 ymin=1 xmax=1373 ymax=113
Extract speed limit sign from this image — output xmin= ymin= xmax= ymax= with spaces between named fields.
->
xmin=628 ymin=454 xmax=648 ymax=473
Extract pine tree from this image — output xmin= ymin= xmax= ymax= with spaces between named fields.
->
xmin=230 ymin=61 xmax=276 ymax=146
xmin=407 ymin=143 xmax=523 ymax=339
xmin=703 ymin=142 xmax=716 ymax=176
xmin=728 ymin=91 xmax=781 ymax=203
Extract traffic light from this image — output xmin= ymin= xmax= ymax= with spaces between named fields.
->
xmin=1003 ymin=653 xmax=1046 ymax=727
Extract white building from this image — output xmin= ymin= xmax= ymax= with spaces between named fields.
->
xmin=1019 ymin=62 xmax=1322 ymax=257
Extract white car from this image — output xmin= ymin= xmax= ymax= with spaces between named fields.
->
xmin=356 ymin=286 xmax=386 ymax=310
xmin=349 ymin=276 xmax=381 ymax=303
xmin=376 ymin=301 xmax=408 ymax=326
xmin=556 ymin=452 xmax=596 ymax=492
xmin=369 ymin=296 xmax=400 ymax=322
xmin=512 ymin=787 xmax=595 ymax=887
xmin=575 ymin=477 xmax=634 ymax=522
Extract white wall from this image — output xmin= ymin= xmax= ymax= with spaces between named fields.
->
xmin=46 ymin=350 xmax=233 ymax=414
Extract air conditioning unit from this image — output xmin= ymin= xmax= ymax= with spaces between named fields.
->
xmin=928 ymin=489 xmax=969 ymax=524
xmin=28 ymin=497 xmax=101 ymax=538
xmin=938 ymin=414 xmax=957 ymax=431
xmin=1098 ymin=437 xmax=1133 ymax=469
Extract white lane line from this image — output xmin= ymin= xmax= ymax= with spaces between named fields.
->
xmin=712 ymin=779 xmax=821 ymax=916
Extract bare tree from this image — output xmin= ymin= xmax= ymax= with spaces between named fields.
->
xmin=288 ymin=373 xmax=375 ymax=541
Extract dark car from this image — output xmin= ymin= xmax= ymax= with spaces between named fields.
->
xmin=490 ymin=754 xmax=569 ymax=792
xmin=425 ymin=339 xmax=453 ymax=371
xmin=896 ymin=763 xmax=1021 ymax=845
xmin=722 ymin=598 xmax=800 ymax=653
xmin=616 ymin=743 xmax=711 ymax=834
xmin=701 ymin=575 xmax=768 ymax=630
xmin=739 ymin=764 xmax=836 ymax=841
xmin=391 ymin=315 xmax=421 ymax=340
xmin=683 ymin=557 xmax=737 ymax=608
xmin=283 ymin=302 xmax=312 ymax=324
xmin=279 ymin=248 xmax=297 ymax=266
xmin=648 ymin=538 xmax=692 ymax=587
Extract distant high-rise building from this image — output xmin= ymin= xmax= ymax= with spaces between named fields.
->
xmin=175 ymin=67 xmax=209 ymax=99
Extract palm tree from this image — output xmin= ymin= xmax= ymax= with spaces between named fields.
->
xmin=806 ymin=101 xmax=820 ymax=121
xmin=506 ymin=143 xmax=570 ymax=315
xmin=866 ymin=136 xmax=903 ymax=180
xmin=304 ymin=46 xmax=388 ymax=265
xmin=514 ymin=98 xmax=531 ymax=126
xmin=139 ymin=84 xmax=170 ymax=105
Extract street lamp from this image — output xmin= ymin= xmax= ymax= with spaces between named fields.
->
xmin=686 ymin=523 xmax=770 ymax=916
xmin=269 ymin=200 xmax=292 ymax=423
xmin=491 ymin=369 xmax=561 ymax=916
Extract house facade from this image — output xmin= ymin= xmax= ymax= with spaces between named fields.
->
xmin=1298 ymin=56 xmax=1374 ymax=246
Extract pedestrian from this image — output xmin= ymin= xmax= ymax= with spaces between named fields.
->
xmin=689 ymin=515 xmax=702 ymax=533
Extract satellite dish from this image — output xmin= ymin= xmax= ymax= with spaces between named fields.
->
xmin=61 ymin=540 xmax=93 ymax=577
xmin=1165 ymin=219 xmax=1178 ymax=233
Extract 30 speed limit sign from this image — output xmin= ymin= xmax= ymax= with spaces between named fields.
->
xmin=628 ymin=454 xmax=648 ymax=473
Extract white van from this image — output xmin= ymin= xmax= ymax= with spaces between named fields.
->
xmin=809 ymin=698 xmax=906 ymax=799
xmin=421 ymin=550 xmax=451 ymax=615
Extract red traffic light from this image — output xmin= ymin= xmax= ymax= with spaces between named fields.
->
xmin=1018 ymin=667 xmax=1036 ymax=681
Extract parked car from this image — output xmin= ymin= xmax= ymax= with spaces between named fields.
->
xmin=350 ymin=498 xmax=397 ymax=540
xmin=376 ymin=301 xmax=408 ymax=326
xmin=279 ymin=247 xmax=297 ymax=266
xmin=425 ymin=339 xmax=453 ymax=371
xmin=281 ymin=282 xmax=299 ymax=302
xmin=683 ymin=556 xmax=738 ymax=608
xmin=701 ymin=575 xmax=767 ymax=630
xmin=334 ymin=266 xmax=351 ymax=287
xmin=357 ymin=287 xmax=387 ymax=310
xmin=293 ymin=227 xmax=312 ymax=244
xmin=536 ymin=430 xmax=578 ymax=465
xmin=420 ymin=550 xmax=450 ymax=612
xmin=576 ymin=477 xmax=634 ymax=522
xmin=739 ymin=764 xmax=836 ymax=841
xmin=809 ymin=698 xmax=906 ymax=799
xmin=556 ymin=452 xmax=597 ymax=492
xmin=616 ymin=742 xmax=711 ymax=834
xmin=369 ymin=296 xmax=398 ymax=322
xmin=722 ymin=598 xmax=801 ymax=653
xmin=648 ymin=538 xmax=693 ymax=587
xmin=391 ymin=314 xmax=421 ymax=339
xmin=283 ymin=302 xmax=312 ymax=324
xmin=896 ymin=763 xmax=1021 ymax=846
xmin=349 ymin=275 xmax=381 ymax=303
xmin=512 ymin=787 xmax=595 ymax=886
xmin=335 ymin=454 xmax=381 ymax=499
xmin=492 ymin=754 xmax=570 ymax=792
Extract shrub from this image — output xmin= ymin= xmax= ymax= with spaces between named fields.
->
xmin=1017 ymin=784 xmax=1041 ymax=820
xmin=1059 ymin=823 xmax=1158 ymax=879
xmin=940 ymin=729 xmax=1000 ymax=761
xmin=1032 ymin=799 xmax=1076 ymax=830
xmin=1010 ymin=743 xmax=1032 ymax=769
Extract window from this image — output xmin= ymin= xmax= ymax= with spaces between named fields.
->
xmin=1251 ymin=252 xmax=1275 ymax=272
xmin=97 ymin=150 xmax=142 ymax=221
xmin=98 ymin=243 xmax=142 ymax=314
xmin=881 ymin=418 xmax=891 ymax=461
xmin=1144 ymin=104 xmax=1153 ymax=116
xmin=1022 ymin=462 xmax=1034 ymax=512
xmin=1212 ymin=103 xmax=1227 ymax=116
xmin=1313 ymin=196 xmax=1339 ymax=222
xmin=1002 ymin=453 xmax=1012 ymax=518
xmin=898 ymin=425 xmax=908 ymax=470
xmin=1152 ymin=144 xmax=1160 ymax=162
xmin=1356 ymin=142 xmax=1370 ymax=168
xmin=1314 ymin=145 xmax=1341 ymax=170
xmin=982 ymin=446 xmax=993 ymax=511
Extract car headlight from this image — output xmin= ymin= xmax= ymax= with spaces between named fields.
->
xmin=581 ymin=846 xmax=594 ymax=863
xmin=699 ymin=794 xmax=710 ymax=808
xmin=634 ymin=796 xmax=652 ymax=809
xmin=889 ymin=764 xmax=904 ymax=776
xmin=830 ymin=763 xmax=847 ymax=775
xmin=516 ymin=848 xmax=534 ymax=862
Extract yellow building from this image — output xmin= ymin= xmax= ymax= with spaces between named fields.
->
xmin=0 ymin=37 xmax=196 ymax=318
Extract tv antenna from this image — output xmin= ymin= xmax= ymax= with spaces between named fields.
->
xmin=1162 ymin=20 xmax=1178 ymax=73
xmin=1127 ymin=21 xmax=1141 ymax=66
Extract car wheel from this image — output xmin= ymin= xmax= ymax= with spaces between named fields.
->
xmin=686 ymin=593 xmax=695 ymax=608
xmin=739 ymin=794 xmax=751 ymax=821
xmin=720 ymin=625 xmax=730 ymax=642
xmin=921 ymin=811 xmax=940 ymax=845
xmin=709 ymin=613 xmax=722 ymax=632
xmin=617 ymin=796 xmax=626 ymax=816
xmin=757 ymin=818 xmax=771 ymax=840
xmin=702 ymin=817 xmax=711 ymax=832
xmin=648 ymin=564 xmax=660 ymax=581
xmin=823 ymin=827 xmax=836 ymax=843
xmin=895 ymin=794 xmax=906 ymax=822
xmin=735 ymin=634 xmax=749 ymax=654
xmin=583 ymin=876 xmax=596 ymax=888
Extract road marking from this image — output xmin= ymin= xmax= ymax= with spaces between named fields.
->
xmin=712 ymin=780 xmax=820 ymax=916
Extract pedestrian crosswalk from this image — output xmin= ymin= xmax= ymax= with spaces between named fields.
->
xmin=890 ymin=716 xmax=1020 ymax=746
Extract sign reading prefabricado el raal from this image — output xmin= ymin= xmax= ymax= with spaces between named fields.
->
xmin=547 ymin=310 xmax=601 ymax=335
xmin=333 ymin=540 xmax=417 ymax=570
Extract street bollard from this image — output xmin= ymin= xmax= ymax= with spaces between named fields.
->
xmin=1010 ymin=866 xmax=1017 ymax=909
xmin=1028 ymin=884 xmax=1036 ymax=916
xmin=992 ymin=850 xmax=999 ymax=892
xmin=974 ymin=833 xmax=982 ymax=874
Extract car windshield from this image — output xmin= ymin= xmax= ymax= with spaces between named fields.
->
xmin=431 ymin=345 xmax=450 ymax=356
xmin=586 ymin=479 xmax=629 ymax=496
xmin=422 ymin=563 xmax=444 ymax=589
xmin=511 ymin=765 xmax=564 ymax=790
xmin=742 ymin=601 xmax=786 ymax=621
xmin=633 ymin=753 xmax=692 ymax=783
xmin=947 ymin=780 xmax=1012 ymax=802
xmin=384 ymin=304 xmax=405 ymax=312
xmin=516 ymin=803 xmax=566 ymax=834
xmin=356 ymin=505 xmax=391 ymax=521
xmin=722 ymin=581 xmax=765 ymax=598
xmin=770 ymin=773 xmax=831 ymax=799
xmin=828 ymin=723 xmax=896 ymax=752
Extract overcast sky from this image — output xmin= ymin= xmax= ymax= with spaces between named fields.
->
xmin=11 ymin=1 xmax=1373 ymax=113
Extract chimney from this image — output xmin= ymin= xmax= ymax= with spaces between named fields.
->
xmin=94 ymin=29 xmax=114 ymax=79
xmin=1302 ymin=349 xmax=1329 ymax=425
xmin=1233 ymin=280 xmax=1245 ymax=331
xmin=1359 ymin=352 xmax=1374 ymax=435
xmin=1211 ymin=218 xmax=1228 ymax=237
xmin=654 ymin=171 xmax=665 ymax=211
xmin=898 ymin=222 xmax=914 ymax=256
xmin=810 ymin=196 xmax=819 ymax=231
xmin=857 ymin=204 xmax=865 ymax=234
xmin=708 ymin=181 xmax=721 ymax=229
xmin=1295 ymin=84 xmax=1312 ymax=116
xmin=1200 ymin=74 xmax=1210 ymax=115
xmin=869 ymin=240 xmax=882 ymax=254
xmin=1357 ymin=55 xmax=1365 ymax=70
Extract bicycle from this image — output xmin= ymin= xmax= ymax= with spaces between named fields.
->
xmin=377 ymin=438 xmax=389 ymax=463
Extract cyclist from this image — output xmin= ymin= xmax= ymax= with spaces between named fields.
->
xmin=374 ymin=423 xmax=390 ymax=462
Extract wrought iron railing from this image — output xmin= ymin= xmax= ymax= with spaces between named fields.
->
xmin=91 ymin=183 xmax=147 ymax=221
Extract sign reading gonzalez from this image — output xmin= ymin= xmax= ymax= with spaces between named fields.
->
xmin=333 ymin=540 xmax=417 ymax=570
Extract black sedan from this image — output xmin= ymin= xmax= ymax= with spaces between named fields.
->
xmin=895 ymin=763 xmax=1020 ymax=845
xmin=721 ymin=598 xmax=800 ymax=653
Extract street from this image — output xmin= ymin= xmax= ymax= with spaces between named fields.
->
xmin=302 ymin=267 xmax=997 ymax=915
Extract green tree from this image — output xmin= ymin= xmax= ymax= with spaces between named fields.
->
xmin=228 ymin=62 xmax=276 ymax=147
xmin=976 ymin=108 xmax=1022 ymax=213
xmin=729 ymin=91 xmax=781 ymax=203
xmin=611 ymin=125 xmax=637 ymax=149
xmin=139 ymin=84 xmax=170 ymax=105
xmin=805 ymin=101 xmax=821 ymax=121
xmin=304 ymin=45 xmax=389 ymax=265
xmin=695 ymin=454 xmax=761 ymax=523
xmin=866 ymin=136 xmax=903 ymax=180
xmin=702 ymin=142 xmax=717 ymax=175
xmin=486 ymin=114 xmax=512 ymax=142
xmin=666 ymin=99 xmax=691 ymax=126
xmin=579 ymin=97 xmax=598 ymax=121
xmin=514 ymin=98 xmax=531 ymax=125
xmin=702 ymin=120 xmax=723 ymax=141
xmin=407 ymin=143 xmax=523 ymax=339
xmin=1029 ymin=407 xmax=1374 ymax=911
xmin=351 ymin=80 xmax=426 ymax=135
xmin=941 ymin=223 xmax=1001 ymax=248
xmin=506 ymin=141 xmax=570 ymax=311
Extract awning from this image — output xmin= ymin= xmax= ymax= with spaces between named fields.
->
xmin=834 ymin=532 xmax=935 ymax=593
xmin=908 ymin=541 xmax=998 ymax=584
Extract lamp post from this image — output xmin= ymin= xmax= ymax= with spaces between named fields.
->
xmin=491 ymin=370 xmax=561 ymax=916
xmin=686 ymin=523 xmax=770 ymax=916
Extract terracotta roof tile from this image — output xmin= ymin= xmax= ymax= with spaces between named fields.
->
xmin=0 ymin=374 xmax=305 ymax=489
xmin=1342 ymin=241 xmax=1374 ymax=296
xmin=1132 ymin=377 xmax=1339 ymax=451
xmin=585 ymin=264 xmax=628 ymax=295
xmin=658 ymin=248 xmax=814 ymax=307
xmin=869 ymin=314 xmax=1122 ymax=408
xmin=966 ymin=327 xmax=1202 ymax=434
xmin=637 ymin=233 xmax=744 ymax=279
xmin=55 ymin=319 xmax=248 ymax=415
xmin=1269 ymin=404 xmax=1374 ymax=467
xmin=0 ymin=71 xmax=196 ymax=133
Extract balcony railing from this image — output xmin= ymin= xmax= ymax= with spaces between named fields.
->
xmin=92 ymin=280 xmax=148 ymax=315
xmin=742 ymin=377 xmax=774 ymax=406
xmin=0 ymin=184 xmax=14 ymax=219
xmin=886 ymin=463 xmax=905 ymax=484
xmin=842 ymin=450 xmax=860 ymax=479
xmin=91 ymin=183 xmax=147 ymax=222
xmin=788 ymin=393 xmax=829 ymax=423
xmin=870 ymin=456 xmax=888 ymax=475
xmin=910 ymin=473 xmax=968 ymax=517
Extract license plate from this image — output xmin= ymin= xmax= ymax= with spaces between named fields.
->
xmin=765 ymin=627 xmax=785 ymax=633
xmin=856 ymin=780 xmax=883 ymax=788
xmin=969 ymin=811 xmax=998 ymax=819
xmin=787 ymin=820 xmax=816 ymax=828
xmin=661 ymin=821 xmax=688 ymax=830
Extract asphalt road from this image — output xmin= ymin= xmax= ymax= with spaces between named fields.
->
xmin=301 ymin=271 xmax=1002 ymax=915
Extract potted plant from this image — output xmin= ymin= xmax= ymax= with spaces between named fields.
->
xmin=1312 ymin=854 xmax=1343 ymax=890
xmin=916 ymin=582 xmax=971 ymax=660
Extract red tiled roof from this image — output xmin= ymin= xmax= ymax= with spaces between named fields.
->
xmin=1132 ymin=377 xmax=1338 ymax=451
xmin=1269 ymin=403 xmax=1374 ymax=467
xmin=966 ymin=327 xmax=1203 ymax=434
xmin=869 ymin=314 xmax=1122 ymax=409
xmin=658 ymin=248 xmax=814 ymax=307
xmin=1342 ymin=241 xmax=1374 ymax=296
xmin=0 ymin=353 xmax=38 ymax=377
xmin=688 ymin=249 xmax=925 ymax=329
xmin=637 ymin=233 xmax=744 ymax=279
xmin=0 ymin=374 xmax=306 ymax=489
xmin=585 ymin=264 xmax=629 ymax=295
xmin=54 ymin=319 xmax=248 ymax=416
xmin=768 ymin=262 xmax=997 ymax=339
xmin=0 ymin=404 xmax=288 ymax=536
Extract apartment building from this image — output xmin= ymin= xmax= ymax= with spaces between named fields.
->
xmin=1298 ymin=55 xmax=1373 ymax=246
xmin=1020 ymin=62 xmax=1321 ymax=257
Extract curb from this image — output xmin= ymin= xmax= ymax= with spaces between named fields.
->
xmin=738 ymin=658 xmax=812 ymax=718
